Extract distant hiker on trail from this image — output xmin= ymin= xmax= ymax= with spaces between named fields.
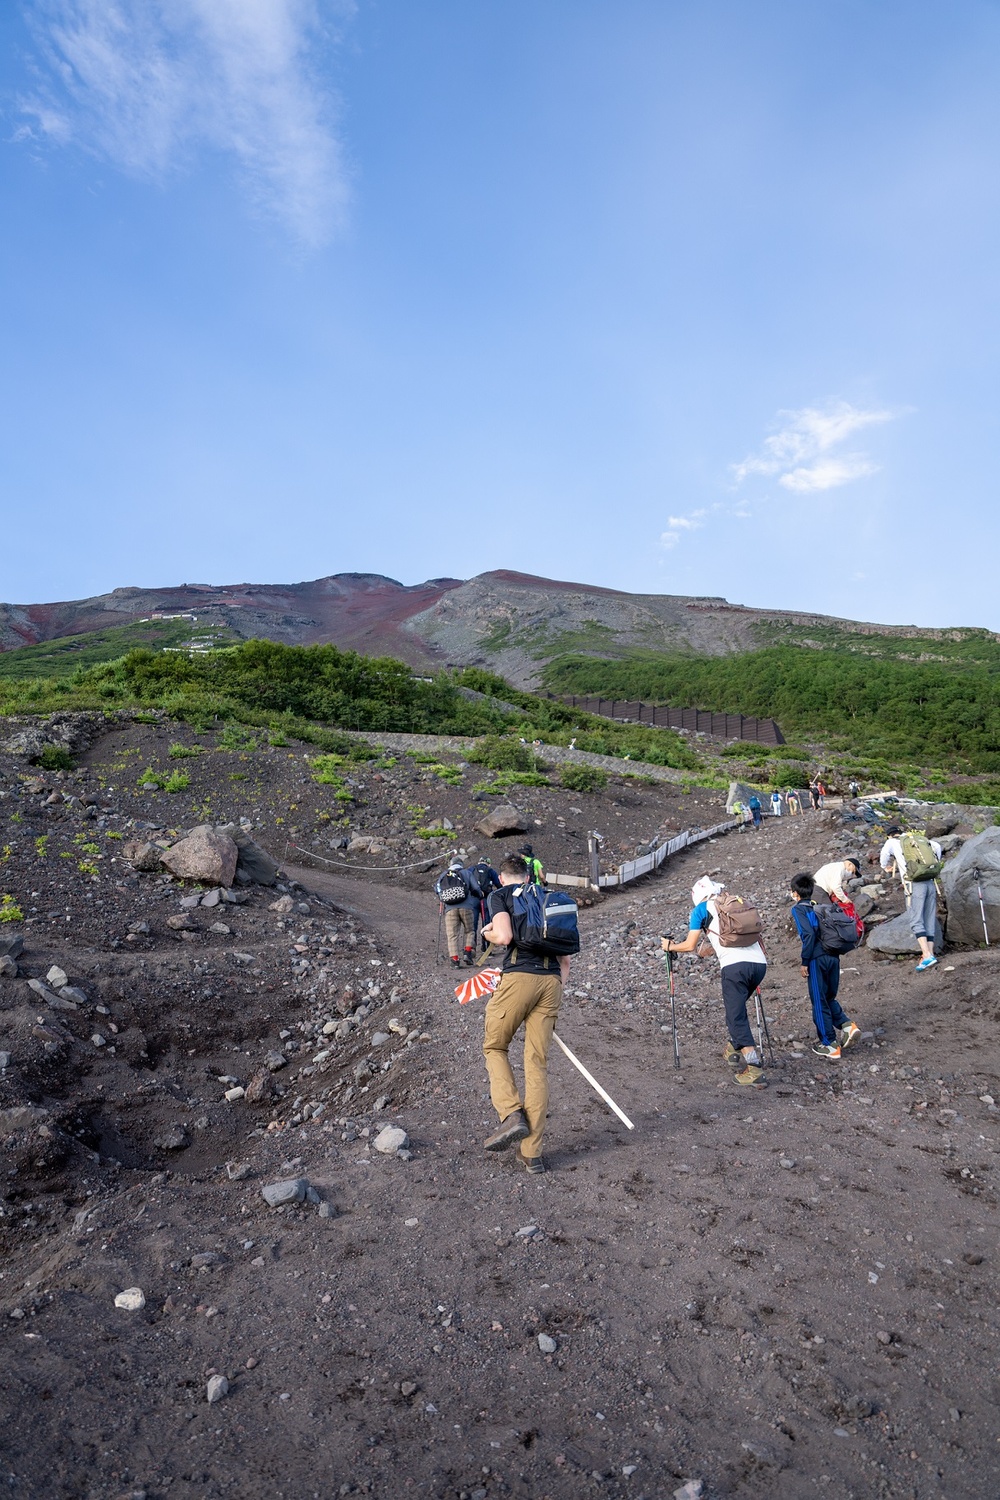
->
xmin=812 ymin=858 xmax=860 ymax=906
xmin=880 ymin=825 xmax=944 ymax=972
xmin=479 ymin=854 xmax=577 ymax=1173
xmin=519 ymin=843 xmax=546 ymax=884
xmin=770 ymin=790 xmax=783 ymax=818
xmin=661 ymin=876 xmax=768 ymax=1088
xmin=786 ymin=789 xmax=800 ymax=815
xmin=436 ymin=858 xmax=476 ymax=968
xmin=789 ymin=873 xmax=861 ymax=1061
xmin=748 ymin=793 xmax=762 ymax=829
xmin=848 ymin=780 xmax=861 ymax=800
xmin=809 ymin=781 xmax=821 ymax=811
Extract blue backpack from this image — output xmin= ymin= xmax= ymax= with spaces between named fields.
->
xmin=508 ymin=883 xmax=580 ymax=958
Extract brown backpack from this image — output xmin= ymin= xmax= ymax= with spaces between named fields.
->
xmin=713 ymin=893 xmax=764 ymax=948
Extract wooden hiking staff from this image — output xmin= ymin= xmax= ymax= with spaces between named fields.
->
xmin=552 ymin=1032 xmax=635 ymax=1131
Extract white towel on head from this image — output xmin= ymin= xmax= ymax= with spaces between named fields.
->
xmin=691 ymin=875 xmax=725 ymax=905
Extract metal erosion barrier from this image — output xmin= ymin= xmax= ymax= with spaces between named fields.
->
xmin=546 ymin=817 xmax=741 ymax=892
xmin=551 ymin=694 xmax=784 ymax=746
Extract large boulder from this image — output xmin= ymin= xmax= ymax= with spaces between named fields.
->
xmin=160 ymin=826 xmax=238 ymax=887
xmin=476 ymin=804 xmax=528 ymax=838
xmin=940 ymin=827 xmax=1000 ymax=946
xmin=216 ymin=824 xmax=280 ymax=885
xmin=725 ymin=781 xmax=756 ymax=814
xmin=867 ymin=911 xmax=944 ymax=955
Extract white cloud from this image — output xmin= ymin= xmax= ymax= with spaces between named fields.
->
xmin=659 ymin=507 xmax=709 ymax=550
xmin=19 ymin=0 xmax=351 ymax=246
xmin=733 ymin=400 xmax=893 ymax=493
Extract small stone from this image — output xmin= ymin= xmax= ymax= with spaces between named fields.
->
xmin=949 ymin=1407 xmax=960 ymax=1422
xmin=245 ymin=1069 xmax=276 ymax=1104
xmin=261 ymin=1178 xmax=309 ymax=1207
xmin=206 ymin=1374 xmax=229 ymax=1404
xmin=263 ymin=1049 xmax=287 ymax=1072
xmin=269 ymin=894 xmax=295 ymax=913
xmin=516 ymin=1225 xmax=539 ymax=1239
xmin=155 ymin=1124 xmax=190 ymax=1152
xmin=673 ymin=1484 xmax=703 ymax=1500
xmin=127 ymin=920 xmax=150 ymax=935
xmin=91 ymin=1033 xmax=106 ymax=1047
xmin=224 ymin=1086 xmax=245 ymax=1102
xmin=0 ymin=956 xmax=18 ymax=979
xmin=60 ymin=986 xmax=87 ymax=1005
xmin=834 ymin=1427 xmax=850 ymax=1438
xmin=537 ymin=1333 xmax=557 ymax=1354
xmin=317 ymin=1201 xmax=335 ymax=1218
xmin=179 ymin=894 xmax=202 ymax=910
xmin=779 ymin=1157 xmax=796 ymax=1169
xmin=201 ymin=888 xmax=222 ymax=908
xmin=45 ymin=965 xmax=69 ymax=990
xmin=623 ymin=1466 xmax=638 ymax=1477
xmin=371 ymin=1031 xmax=390 ymax=1046
xmin=876 ymin=1329 xmax=892 ymax=1345
xmin=373 ymin=1125 xmax=409 ymax=1155
xmin=0 ymin=1052 xmax=9 ymax=1070
xmin=226 ymin=1161 xmax=253 ymax=1180
xmin=322 ymin=1020 xmax=338 ymax=1035
xmin=400 ymin=1380 xmax=418 ymax=1398
xmin=404 ymin=1217 xmax=419 ymax=1227
xmin=114 ymin=1288 xmax=146 ymax=1311
xmin=210 ymin=922 xmax=231 ymax=935
xmin=167 ymin=913 xmax=196 ymax=932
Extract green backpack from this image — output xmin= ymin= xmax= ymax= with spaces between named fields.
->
xmin=899 ymin=832 xmax=943 ymax=883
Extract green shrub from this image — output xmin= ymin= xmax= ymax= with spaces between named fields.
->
xmin=472 ymin=770 xmax=550 ymax=792
xmin=560 ymin=763 xmax=608 ymax=793
xmin=0 ymin=895 xmax=24 ymax=922
xmin=467 ymin=736 xmax=535 ymax=772
xmin=164 ymin=771 xmax=190 ymax=793
xmin=137 ymin=768 xmax=165 ymax=789
xmin=39 ymin=744 xmax=73 ymax=771
xmin=168 ymin=742 xmax=202 ymax=758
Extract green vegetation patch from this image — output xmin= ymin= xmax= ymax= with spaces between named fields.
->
xmin=559 ymin=763 xmax=608 ymax=793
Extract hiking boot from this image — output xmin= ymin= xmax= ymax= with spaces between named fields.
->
xmin=723 ymin=1041 xmax=742 ymax=1068
xmin=916 ymin=955 xmax=938 ymax=972
xmin=812 ymin=1042 xmax=841 ymax=1061
xmin=463 ymin=948 xmax=475 ymax=966
xmin=838 ymin=1020 xmax=861 ymax=1050
xmin=734 ymin=1063 xmax=766 ymax=1088
xmin=483 ymin=1110 xmax=530 ymax=1153
xmin=449 ymin=954 xmax=461 ymax=967
xmin=522 ymin=1155 xmax=546 ymax=1175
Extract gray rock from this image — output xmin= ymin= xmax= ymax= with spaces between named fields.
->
xmin=537 ymin=1333 xmax=557 ymax=1353
xmin=924 ymin=816 xmax=958 ymax=837
xmin=226 ymin=1161 xmax=253 ymax=1180
xmin=60 ymin=986 xmax=88 ymax=1005
xmin=673 ymin=1484 xmax=703 ymax=1500
xmin=866 ymin=911 xmax=944 ymax=955
xmin=155 ymin=1124 xmax=190 ymax=1152
xmin=245 ymin=1068 xmax=275 ymax=1103
xmin=206 ymin=1375 xmax=229 ymax=1404
xmin=262 ymin=1177 xmax=309 ymax=1207
xmin=216 ymin=825 xmax=280 ymax=886
xmin=373 ymin=1125 xmax=409 ymax=1155
xmin=0 ymin=1105 xmax=48 ymax=1134
xmin=123 ymin=839 xmax=163 ymax=872
xmin=0 ymin=956 xmax=18 ymax=979
xmin=160 ymin=826 xmax=239 ymax=887
xmin=127 ymin=920 xmax=150 ymax=936
xmin=371 ymin=1031 xmax=390 ymax=1046
xmin=0 ymin=1052 xmax=9 ymax=1070
xmin=222 ymin=887 xmax=249 ymax=904
xmin=209 ymin=921 xmax=231 ymax=935
xmin=0 ymin=935 xmax=24 ymax=960
xmin=318 ymin=1201 xmax=336 ymax=1218
xmin=200 ymin=888 xmax=222 ymax=908
xmin=940 ymin=827 xmax=1000 ymax=945
xmin=45 ymin=965 xmax=69 ymax=990
xmin=475 ymin=804 xmax=528 ymax=838
xmin=725 ymin=780 xmax=758 ymax=815
xmin=166 ymin=913 xmax=196 ymax=932
xmin=264 ymin=1049 xmax=287 ymax=1071
xmin=179 ymin=894 xmax=202 ymax=910
xmin=852 ymin=893 xmax=874 ymax=919
xmin=3 ymin=727 xmax=47 ymax=759
xmin=937 ymin=833 xmax=965 ymax=853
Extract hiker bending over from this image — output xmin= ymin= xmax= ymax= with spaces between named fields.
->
xmin=879 ymin=825 xmax=943 ymax=972
xmin=480 ymin=855 xmax=570 ymax=1173
xmin=812 ymin=857 xmax=860 ymax=906
xmin=662 ymin=876 xmax=768 ymax=1088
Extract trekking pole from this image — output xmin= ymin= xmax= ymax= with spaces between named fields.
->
xmin=754 ymin=987 xmax=776 ymax=1066
xmin=973 ymin=867 xmax=991 ymax=946
xmin=661 ymin=939 xmax=680 ymax=1069
xmin=435 ymin=903 xmax=443 ymax=964
xmin=552 ymin=1032 xmax=635 ymax=1130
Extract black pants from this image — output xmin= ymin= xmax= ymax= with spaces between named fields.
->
xmin=721 ymin=962 xmax=767 ymax=1050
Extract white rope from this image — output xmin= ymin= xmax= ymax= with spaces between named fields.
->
xmin=284 ymin=841 xmax=448 ymax=875
xmin=552 ymin=1032 xmax=635 ymax=1130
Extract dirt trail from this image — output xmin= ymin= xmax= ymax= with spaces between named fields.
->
xmin=2 ymin=759 xmax=999 ymax=1499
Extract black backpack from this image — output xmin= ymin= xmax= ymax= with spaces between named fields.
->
xmin=816 ymin=903 xmax=861 ymax=955
xmin=435 ymin=868 xmax=468 ymax=906
xmin=466 ymin=861 xmax=497 ymax=900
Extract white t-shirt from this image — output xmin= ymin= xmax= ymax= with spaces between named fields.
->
xmin=689 ymin=898 xmax=767 ymax=969
xmin=880 ymin=836 xmax=942 ymax=878
xmin=813 ymin=861 xmax=855 ymax=902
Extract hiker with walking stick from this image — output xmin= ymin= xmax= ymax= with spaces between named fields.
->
xmin=479 ymin=854 xmax=580 ymax=1174
xmin=661 ymin=875 xmax=769 ymax=1088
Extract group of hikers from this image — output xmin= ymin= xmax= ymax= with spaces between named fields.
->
xmin=435 ymin=816 xmax=945 ymax=1171
xmin=731 ymin=779 xmax=831 ymax=829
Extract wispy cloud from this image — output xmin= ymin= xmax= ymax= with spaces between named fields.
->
xmin=18 ymin=0 xmax=351 ymax=246
xmin=660 ymin=508 xmax=708 ymax=550
xmin=733 ymin=401 xmax=893 ymax=493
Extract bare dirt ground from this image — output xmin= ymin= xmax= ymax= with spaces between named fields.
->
xmin=0 ymin=722 xmax=998 ymax=1500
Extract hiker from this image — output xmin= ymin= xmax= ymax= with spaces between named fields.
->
xmin=438 ymin=857 xmax=476 ymax=968
xmin=519 ymin=843 xmax=546 ymax=884
xmin=465 ymin=858 xmax=501 ymax=947
xmin=748 ymin=792 xmax=762 ymax=830
xmin=661 ymin=875 xmax=768 ymax=1087
xmin=789 ymin=872 xmax=861 ymax=1060
xmin=879 ymin=825 xmax=944 ymax=971
xmin=786 ymin=789 xmax=800 ymax=815
xmin=770 ymin=790 xmax=784 ymax=818
xmin=848 ymin=780 xmax=861 ymax=800
xmin=809 ymin=780 xmax=821 ymax=811
xmin=479 ymin=854 xmax=573 ymax=1173
xmin=812 ymin=857 xmax=860 ymax=906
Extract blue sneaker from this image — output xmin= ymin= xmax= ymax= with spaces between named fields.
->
xmin=915 ymin=955 xmax=938 ymax=972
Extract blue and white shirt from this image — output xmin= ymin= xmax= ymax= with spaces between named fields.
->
xmin=689 ymin=899 xmax=767 ymax=969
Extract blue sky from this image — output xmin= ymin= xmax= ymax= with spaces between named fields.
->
xmin=2 ymin=1 xmax=999 ymax=629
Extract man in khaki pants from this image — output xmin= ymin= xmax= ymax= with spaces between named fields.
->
xmin=479 ymin=854 xmax=570 ymax=1174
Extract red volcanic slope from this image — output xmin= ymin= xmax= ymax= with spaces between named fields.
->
xmin=0 ymin=574 xmax=466 ymax=667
